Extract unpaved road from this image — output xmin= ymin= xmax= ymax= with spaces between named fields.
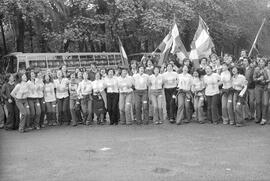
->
xmin=1 ymin=122 xmax=270 ymax=181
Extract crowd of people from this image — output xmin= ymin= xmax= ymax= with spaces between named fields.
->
xmin=0 ymin=49 xmax=269 ymax=133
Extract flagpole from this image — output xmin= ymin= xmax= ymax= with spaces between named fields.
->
xmin=248 ymin=18 xmax=266 ymax=57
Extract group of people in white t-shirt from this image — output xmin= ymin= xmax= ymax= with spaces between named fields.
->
xmin=0 ymin=50 xmax=269 ymax=133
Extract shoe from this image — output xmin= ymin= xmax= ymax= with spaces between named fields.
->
xmin=159 ymin=121 xmax=163 ymax=124
xmin=236 ymin=123 xmax=244 ymax=127
xmin=260 ymin=119 xmax=267 ymax=125
xmin=255 ymin=119 xmax=261 ymax=124
xmin=36 ymin=126 xmax=41 ymax=130
xmin=154 ymin=121 xmax=159 ymax=125
xmin=223 ymin=120 xmax=229 ymax=125
xmin=18 ymin=129 xmax=25 ymax=133
xmin=41 ymin=124 xmax=46 ymax=128
xmin=169 ymin=119 xmax=175 ymax=123
xmin=230 ymin=121 xmax=235 ymax=125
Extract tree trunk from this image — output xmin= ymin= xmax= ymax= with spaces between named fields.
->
xmin=16 ymin=12 xmax=25 ymax=52
xmin=0 ymin=18 xmax=7 ymax=55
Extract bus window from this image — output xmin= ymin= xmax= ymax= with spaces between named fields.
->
xmin=18 ymin=61 xmax=26 ymax=72
xmin=47 ymin=56 xmax=63 ymax=68
xmin=5 ymin=57 xmax=17 ymax=73
xmin=108 ymin=55 xmax=116 ymax=66
xmin=64 ymin=55 xmax=80 ymax=67
xmin=95 ymin=55 xmax=108 ymax=67
xmin=80 ymin=55 xmax=94 ymax=67
xmin=115 ymin=54 xmax=122 ymax=65
xmin=29 ymin=60 xmax=47 ymax=70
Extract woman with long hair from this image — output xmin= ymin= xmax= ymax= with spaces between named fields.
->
xmin=77 ymin=71 xmax=93 ymax=125
xmin=1 ymin=74 xmax=19 ymax=130
xmin=231 ymin=66 xmax=248 ymax=126
xmin=133 ymin=65 xmax=149 ymax=124
xmin=10 ymin=73 xmax=30 ymax=133
xmin=104 ymin=68 xmax=119 ymax=125
xmin=36 ymin=71 xmax=45 ymax=128
xmin=69 ymin=72 xmax=79 ymax=126
xmin=149 ymin=66 xmax=164 ymax=124
xmin=92 ymin=72 xmax=106 ymax=125
xmin=191 ymin=69 xmax=206 ymax=124
xmin=162 ymin=63 xmax=178 ymax=123
xmin=54 ymin=70 xmax=70 ymax=125
xmin=176 ymin=65 xmax=193 ymax=125
xmin=118 ymin=67 xmax=133 ymax=125
xmin=220 ymin=63 xmax=234 ymax=125
xmin=44 ymin=74 xmax=57 ymax=126
xmin=203 ymin=65 xmax=221 ymax=124
xmin=27 ymin=71 xmax=42 ymax=130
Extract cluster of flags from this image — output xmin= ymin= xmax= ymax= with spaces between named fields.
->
xmin=155 ymin=16 xmax=214 ymax=67
xmin=117 ymin=16 xmax=214 ymax=68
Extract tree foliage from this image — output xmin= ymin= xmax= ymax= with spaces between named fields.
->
xmin=0 ymin=0 xmax=269 ymax=56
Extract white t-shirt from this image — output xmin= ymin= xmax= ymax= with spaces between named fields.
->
xmin=149 ymin=74 xmax=163 ymax=90
xmin=44 ymin=82 xmax=56 ymax=102
xmin=177 ymin=73 xmax=192 ymax=91
xmin=104 ymin=77 xmax=118 ymax=93
xmin=220 ymin=71 xmax=232 ymax=89
xmin=162 ymin=71 xmax=178 ymax=89
xmin=54 ymin=78 xmax=69 ymax=99
xmin=133 ymin=73 xmax=149 ymax=90
xmin=204 ymin=73 xmax=220 ymax=96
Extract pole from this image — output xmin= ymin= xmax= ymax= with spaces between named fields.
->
xmin=248 ymin=18 xmax=266 ymax=57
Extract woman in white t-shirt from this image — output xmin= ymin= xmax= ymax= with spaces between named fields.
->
xmin=54 ymin=70 xmax=70 ymax=125
xmin=220 ymin=63 xmax=234 ymax=125
xmin=176 ymin=65 xmax=193 ymax=125
xmin=44 ymin=74 xmax=57 ymax=126
xmin=149 ymin=66 xmax=164 ymax=124
xmin=203 ymin=65 xmax=221 ymax=124
xmin=231 ymin=66 xmax=248 ymax=127
xmin=92 ymin=72 xmax=106 ymax=125
xmin=104 ymin=68 xmax=119 ymax=125
xmin=162 ymin=63 xmax=178 ymax=123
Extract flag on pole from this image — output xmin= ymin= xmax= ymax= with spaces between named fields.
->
xmin=155 ymin=31 xmax=173 ymax=53
xmin=248 ymin=18 xmax=266 ymax=57
xmin=154 ymin=30 xmax=173 ymax=66
xmin=170 ymin=23 xmax=188 ymax=60
xmin=118 ymin=37 xmax=129 ymax=66
xmin=189 ymin=16 xmax=214 ymax=61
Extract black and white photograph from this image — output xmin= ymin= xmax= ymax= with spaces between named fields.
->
xmin=0 ymin=0 xmax=270 ymax=180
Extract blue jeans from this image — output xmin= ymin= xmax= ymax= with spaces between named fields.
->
xmin=119 ymin=92 xmax=132 ymax=124
xmin=206 ymin=94 xmax=220 ymax=123
xmin=134 ymin=89 xmax=149 ymax=124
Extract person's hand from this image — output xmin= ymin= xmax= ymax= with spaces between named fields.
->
xmin=8 ymin=99 xmax=12 ymax=103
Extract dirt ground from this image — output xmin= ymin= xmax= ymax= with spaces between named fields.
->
xmin=0 ymin=121 xmax=270 ymax=181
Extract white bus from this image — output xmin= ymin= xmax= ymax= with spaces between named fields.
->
xmin=0 ymin=52 xmax=124 ymax=73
